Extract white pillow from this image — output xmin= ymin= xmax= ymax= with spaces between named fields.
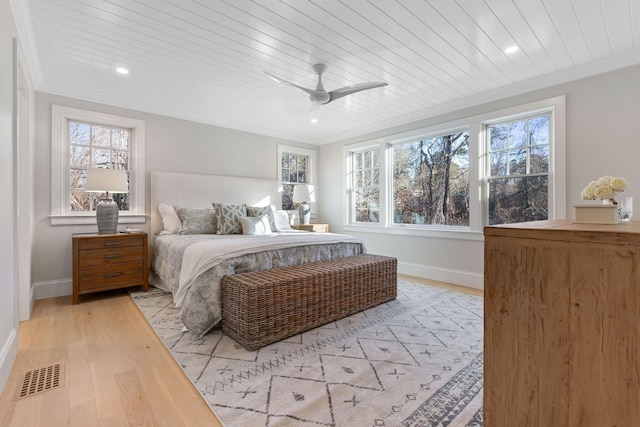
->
xmin=239 ymin=215 xmax=272 ymax=235
xmin=158 ymin=203 xmax=181 ymax=234
xmin=273 ymin=210 xmax=292 ymax=230
xmin=246 ymin=205 xmax=278 ymax=232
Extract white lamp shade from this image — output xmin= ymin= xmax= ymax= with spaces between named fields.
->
xmin=292 ymin=184 xmax=315 ymax=203
xmin=85 ymin=168 xmax=129 ymax=193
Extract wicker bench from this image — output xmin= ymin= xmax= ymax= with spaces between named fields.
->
xmin=221 ymin=254 xmax=397 ymax=351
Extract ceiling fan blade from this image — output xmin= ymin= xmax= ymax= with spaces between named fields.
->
xmin=328 ymin=81 xmax=388 ymax=103
xmin=264 ymin=71 xmax=325 ymax=98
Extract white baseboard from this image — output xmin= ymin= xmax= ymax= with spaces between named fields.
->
xmin=0 ymin=328 xmax=18 ymax=395
xmin=398 ymin=261 xmax=484 ymax=290
xmin=34 ymin=279 xmax=72 ymax=300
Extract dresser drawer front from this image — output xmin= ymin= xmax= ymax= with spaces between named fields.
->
xmin=78 ymin=263 xmax=144 ymax=291
xmin=79 ymin=247 xmax=144 ymax=267
xmin=78 ymin=236 xmax=144 ymax=251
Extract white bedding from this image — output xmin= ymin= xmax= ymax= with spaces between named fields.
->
xmin=151 ymin=231 xmax=366 ymax=338
xmin=176 ymin=231 xmax=363 ymax=306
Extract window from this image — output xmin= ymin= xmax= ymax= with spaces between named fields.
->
xmin=345 ymin=96 xmax=565 ymax=236
xmin=392 ymin=131 xmax=469 ymax=226
xmin=51 ymin=105 xmax=146 ymax=225
xmin=278 ymin=145 xmax=316 ymax=211
xmin=486 ymin=114 xmax=550 ymax=225
xmin=352 ymin=148 xmax=380 ymax=223
xmin=68 ymin=121 xmax=131 ymax=211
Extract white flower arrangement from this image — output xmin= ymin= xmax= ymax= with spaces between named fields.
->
xmin=581 ymin=176 xmax=628 ymax=204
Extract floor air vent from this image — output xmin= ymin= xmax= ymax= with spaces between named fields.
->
xmin=14 ymin=362 xmax=65 ymax=400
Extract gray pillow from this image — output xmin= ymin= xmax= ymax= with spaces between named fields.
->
xmin=246 ymin=205 xmax=277 ymax=232
xmin=217 ymin=203 xmax=247 ymax=235
xmin=175 ymin=207 xmax=217 ymax=234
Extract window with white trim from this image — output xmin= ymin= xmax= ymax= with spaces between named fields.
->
xmin=345 ymin=96 xmax=565 ymax=235
xmin=278 ymin=145 xmax=316 ymax=211
xmin=391 ymin=130 xmax=469 ymax=226
xmin=51 ymin=105 xmax=146 ymax=225
xmin=486 ymin=113 xmax=550 ymax=225
xmin=68 ymin=121 xmax=131 ymax=211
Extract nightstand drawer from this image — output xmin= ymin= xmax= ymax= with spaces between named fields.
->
xmin=78 ymin=235 xmax=144 ymax=250
xmin=79 ymin=246 xmax=144 ymax=267
xmin=78 ymin=262 xmax=145 ymax=291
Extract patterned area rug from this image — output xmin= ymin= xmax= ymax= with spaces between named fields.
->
xmin=131 ymin=279 xmax=484 ymax=426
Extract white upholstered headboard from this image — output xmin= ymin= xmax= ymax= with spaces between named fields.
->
xmin=150 ymin=171 xmax=281 ymax=237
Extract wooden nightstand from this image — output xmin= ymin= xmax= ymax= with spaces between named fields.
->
xmin=72 ymin=232 xmax=148 ymax=304
xmin=291 ymin=223 xmax=329 ymax=232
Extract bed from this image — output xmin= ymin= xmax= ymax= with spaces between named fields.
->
xmin=149 ymin=171 xmax=367 ymax=339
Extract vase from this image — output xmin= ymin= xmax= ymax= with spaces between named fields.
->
xmin=618 ymin=196 xmax=633 ymax=222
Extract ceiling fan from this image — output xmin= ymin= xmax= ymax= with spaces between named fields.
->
xmin=264 ymin=63 xmax=388 ymax=109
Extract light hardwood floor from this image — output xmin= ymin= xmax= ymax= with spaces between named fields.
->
xmin=0 ymin=275 xmax=481 ymax=426
xmin=0 ymin=289 xmax=223 ymax=427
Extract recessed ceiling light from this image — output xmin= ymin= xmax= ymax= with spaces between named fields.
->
xmin=310 ymin=118 xmax=318 ymax=123
xmin=115 ymin=67 xmax=129 ymax=75
xmin=504 ymin=45 xmax=519 ymax=54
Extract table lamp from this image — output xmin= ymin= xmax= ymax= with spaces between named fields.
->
xmin=85 ymin=168 xmax=128 ymax=234
xmin=292 ymin=184 xmax=314 ymax=225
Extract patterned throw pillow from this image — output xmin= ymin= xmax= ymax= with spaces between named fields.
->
xmin=217 ymin=203 xmax=247 ymax=234
xmin=212 ymin=202 xmax=222 ymax=234
xmin=246 ymin=205 xmax=277 ymax=232
xmin=175 ymin=207 xmax=217 ymax=234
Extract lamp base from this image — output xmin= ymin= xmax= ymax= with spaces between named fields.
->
xmin=96 ymin=197 xmax=119 ymax=234
xmin=298 ymin=203 xmax=310 ymax=225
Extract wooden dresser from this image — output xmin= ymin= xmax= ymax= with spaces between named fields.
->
xmin=484 ymin=220 xmax=640 ymax=427
xmin=72 ymin=232 xmax=148 ymax=304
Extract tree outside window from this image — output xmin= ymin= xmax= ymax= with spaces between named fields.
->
xmin=69 ymin=120 xmax=131 ymax=211
xmin=487 ymin=114 xmax=550 ymax=225
xmin=392 ymin=132 xmax=470 ymax=226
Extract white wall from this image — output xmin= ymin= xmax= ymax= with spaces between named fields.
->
xmin=0 ymin=0 xmax=19 ymax=393
xmin=31 ymin=92 xmax=314 ymax=296
xmin=28 ymin=61 xmax=640 ymax=296
xmin=319 ymin=64 xmax=640 ymax=289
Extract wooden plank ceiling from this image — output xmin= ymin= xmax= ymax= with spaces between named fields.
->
xmin=19 ymin=0 xmax=640 ymax=144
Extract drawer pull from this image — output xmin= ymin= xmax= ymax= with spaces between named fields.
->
xmin=104 ymin=254 xmax=122 ymax=259
xmin=104 ymin=241 xmax=122 ymax=247
xmin=104 ymin=272 xmax=124 ymax=278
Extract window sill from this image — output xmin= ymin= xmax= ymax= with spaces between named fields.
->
xmin=50 ymin=214 xmax=147 ymax=226
xmin=344 ymin=224 xmax=484 ymax=241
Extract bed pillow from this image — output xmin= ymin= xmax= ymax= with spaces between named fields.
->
xmin=239 ymin=215 xmax=273 ymax=235
xmin=246 ymin=205 xmax=278 ymax=232
xmin=175 ymin=207 xmax=217 ymax=234
xmin=217 ymin=203 xmax=247 ymax=235
xmin=212 ymin=202 xmax=222 ymax=234
xmin=158 ymin=203 xmax=181 ymax=234
xmin=273 ymin=210 xmax=292 ymax=231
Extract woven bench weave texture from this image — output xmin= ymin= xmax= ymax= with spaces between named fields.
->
xmin=221 ymin=254 xmax=397 ymax=350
